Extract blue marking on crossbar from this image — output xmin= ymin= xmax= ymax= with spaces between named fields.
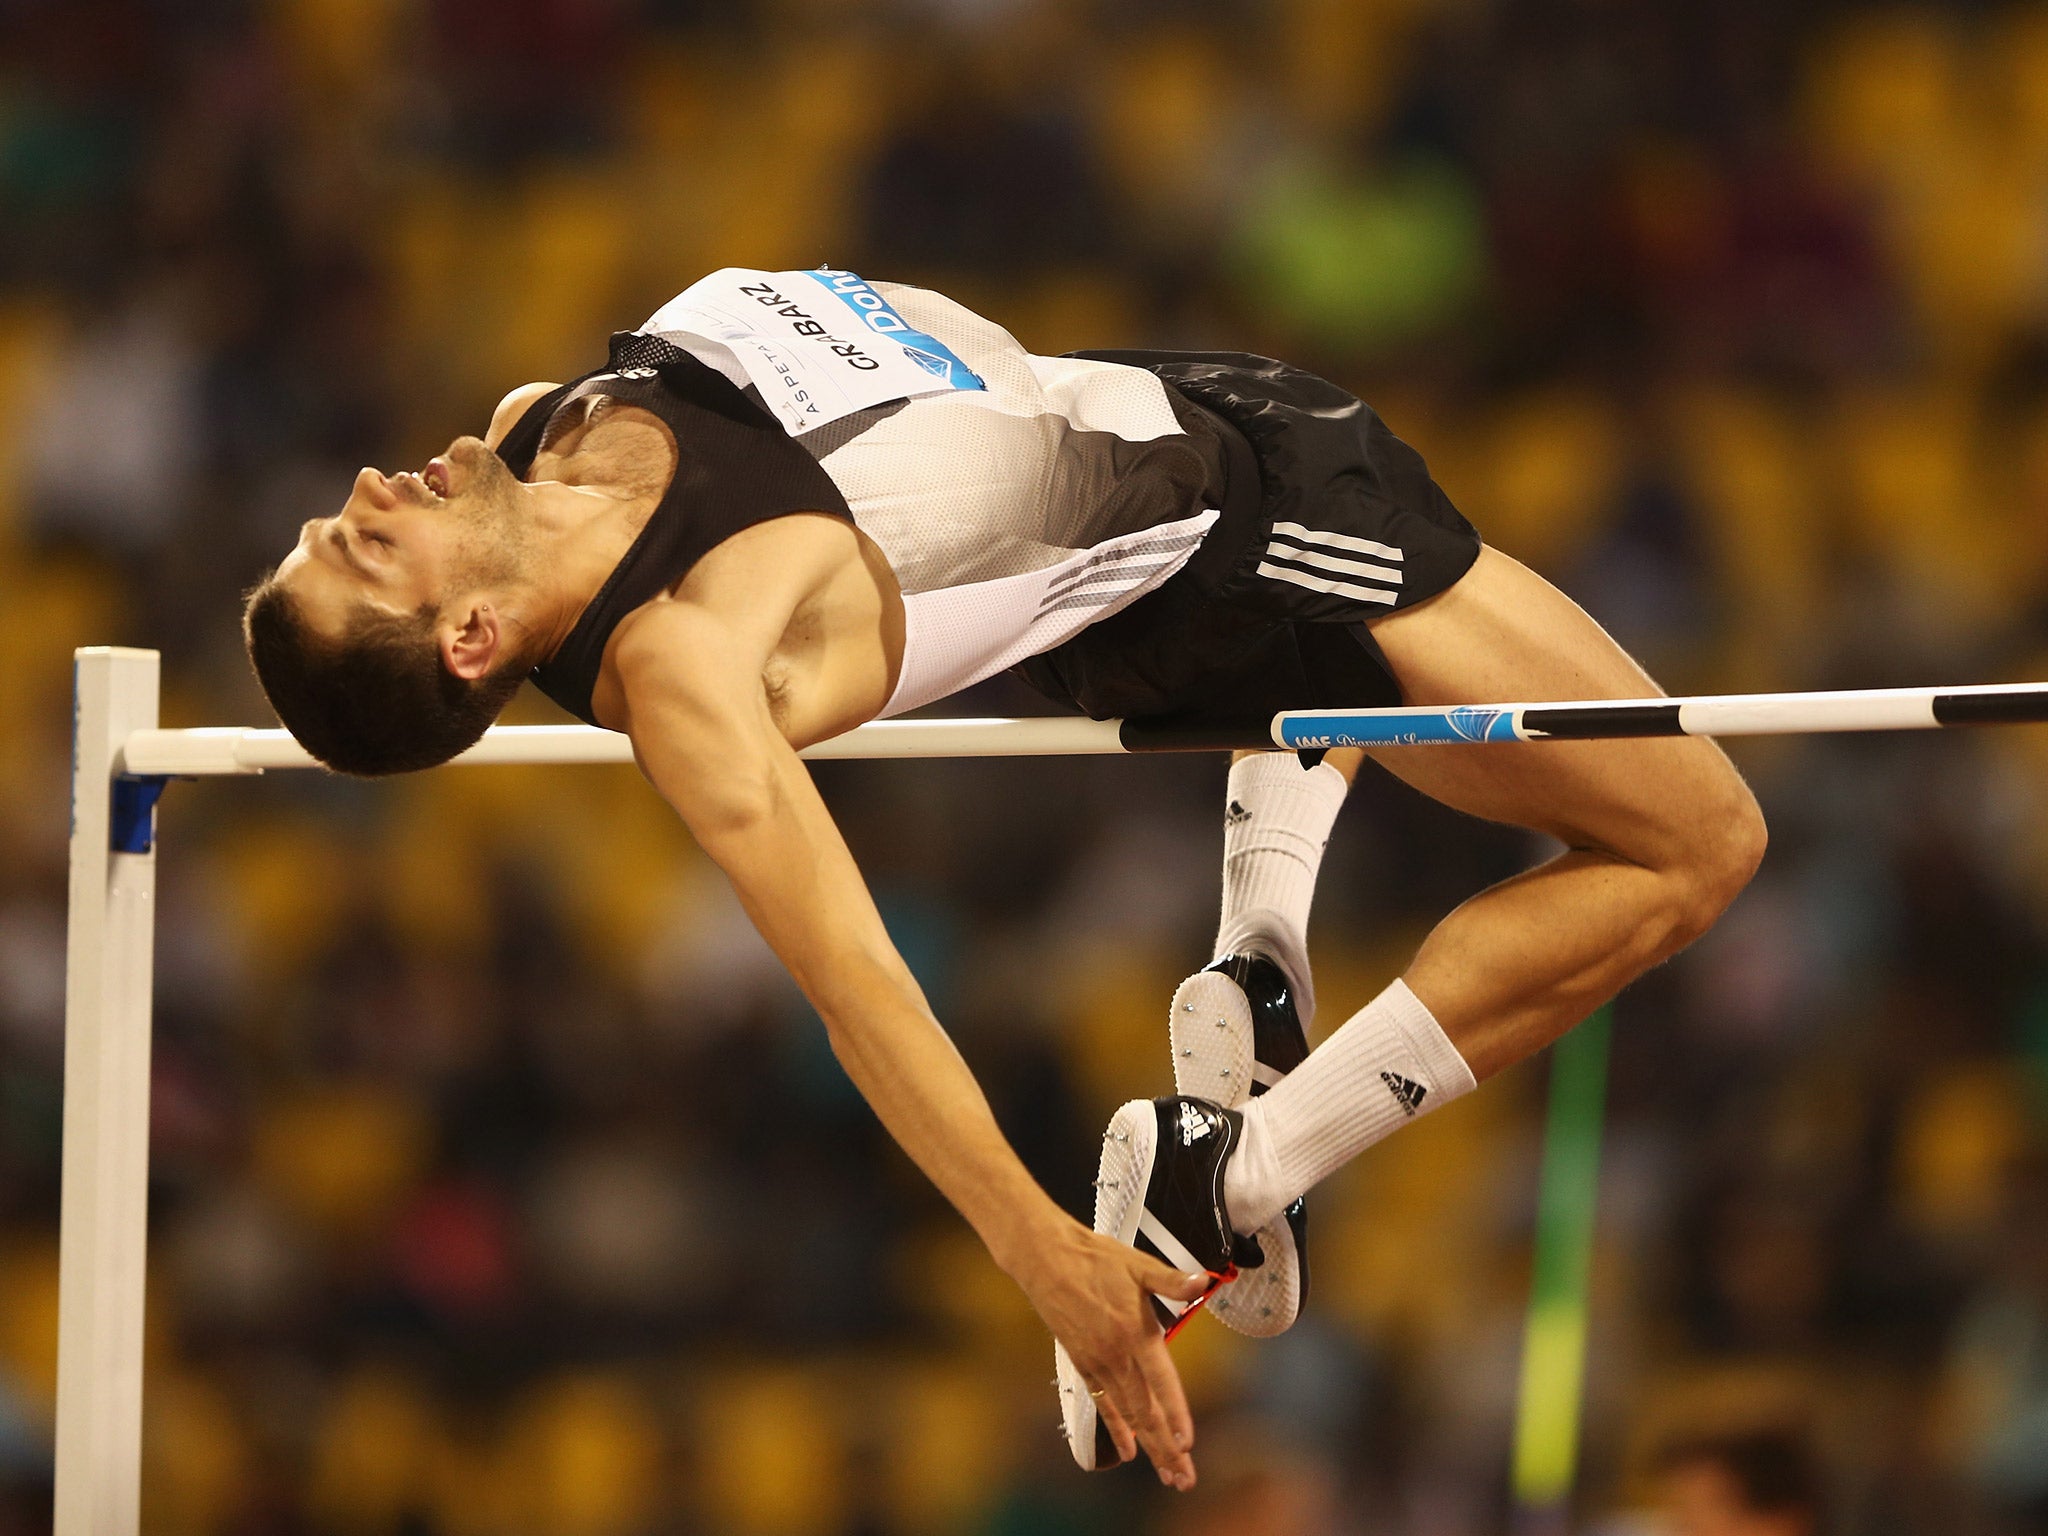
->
xmin=1447 ymin=706 xmax=1512 ymax=742
xmin=1277 ymin=708 xmax=1526 ymax=748
xmin=110 ymin=775 xmax=169 ymax=854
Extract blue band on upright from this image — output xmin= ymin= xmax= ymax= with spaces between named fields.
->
xmin=1276 ymin=706 xmax=1528 ymax=749
xmin=110 ymin=774 xmax=169 ymax=854
xmin=805 ymin=268 xmax=986 ymax=391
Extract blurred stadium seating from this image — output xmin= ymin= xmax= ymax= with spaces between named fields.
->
xmin=6 ymin=2 xmax=2048 ymax=1532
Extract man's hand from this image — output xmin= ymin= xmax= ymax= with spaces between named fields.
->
xmin=1009 ymin=1219 xmax=1208 ymax=1488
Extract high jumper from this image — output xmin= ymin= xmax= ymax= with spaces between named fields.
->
xmin=239 ymin=267 xmax=1767 ymax=1488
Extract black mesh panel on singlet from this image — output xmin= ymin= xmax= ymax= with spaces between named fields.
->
xmin=494 ymin=333 xmax=854 ymax=726
xmin=606 ymin=331 xmax=694 ymax=373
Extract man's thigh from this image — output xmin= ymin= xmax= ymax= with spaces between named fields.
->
xmin=1359 ymin=545 xmax=1751 ymax=862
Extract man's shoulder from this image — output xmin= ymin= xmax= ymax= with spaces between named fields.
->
xmin=608 ymin=520 xmax=861 ymax=675
xmin=607 ymin=598 xmax=717 ymax=682
xmin=594 ymin=598 xmax=741 ymax=732
xmin=486 ymin=382 xmax=560 ymax=450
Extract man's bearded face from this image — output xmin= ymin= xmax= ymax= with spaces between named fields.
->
xmin=273 ymin=435 xmax=529 ymax=639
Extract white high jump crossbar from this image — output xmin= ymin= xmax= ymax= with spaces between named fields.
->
xmin=56 ymin=646 xmax=2048 ymax=1533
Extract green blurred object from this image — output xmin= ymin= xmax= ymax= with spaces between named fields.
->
xmin=1231 ymin=153 xmax=1488 ymax=354
xmin=1511 ymin=1005 xmax=1613 ymax=1526
xmin=2015 ymin=975 xmax=2048 ymax=1123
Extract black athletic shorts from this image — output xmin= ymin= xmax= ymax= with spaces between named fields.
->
xmin=1012 ymin=351 xmax=1482 ymax=734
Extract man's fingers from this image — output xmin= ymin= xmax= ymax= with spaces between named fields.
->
xmin=1094 ymin=1387 xmax=1137 ymax=1464
xmin=1133 ymin=1331 xmax=1195 ymax=1459
xmin=1133 ymin=1251 xmax=1208 ymax=1304
xmin=1125 ymin=1340 xmax=1195 ymax=1487
xmin=1100 ymin=1250 xmax=1202 ymax=1486
xmin=1104 ymin=1354 xmax=1194 ymax=1491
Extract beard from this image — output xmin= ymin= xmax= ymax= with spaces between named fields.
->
xmin=444 ymin=440 xmax=534 ymax=591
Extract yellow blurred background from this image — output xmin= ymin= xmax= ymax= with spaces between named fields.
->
xmin=6 ymin=2 xmax=2048 ymax=1532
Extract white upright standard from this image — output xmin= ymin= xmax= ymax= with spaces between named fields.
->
xmin=56 ymin=648 xmax=161 ymax=1536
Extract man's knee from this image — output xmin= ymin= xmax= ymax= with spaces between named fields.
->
xmin=1662 ymin=766 xmax=1767 ymax=944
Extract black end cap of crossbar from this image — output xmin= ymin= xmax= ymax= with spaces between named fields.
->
xmin=1931 ymin=690 xmax=2048 ymax=726
xmin=1519 ymin=703 xmax=1686 ymax=739
xmin=1117 ymin=715 xmax=1274 ymax=753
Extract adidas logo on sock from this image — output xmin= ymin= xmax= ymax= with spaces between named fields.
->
xmin=1225 ymin=800 xmax=1251 ymax=826
xmin=1380 ymin=1071 xmax=1427 ymax=1116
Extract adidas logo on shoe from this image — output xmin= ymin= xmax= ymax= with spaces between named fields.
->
xmin=1177 ymin=1099 xmax=1216 ymax=1146
xmin=1380 ymin=1071 xmax=1427 ymax=1115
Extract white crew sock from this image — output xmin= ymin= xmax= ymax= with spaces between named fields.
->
xmin=1225 ymin=978 xmax=1477 ymax=1231
xmin=1214 ymin=752 xmax=1350 ymax=1028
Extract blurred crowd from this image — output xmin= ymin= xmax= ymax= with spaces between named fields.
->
xmin=6 ymin=0 xmax=2048 ymax=1532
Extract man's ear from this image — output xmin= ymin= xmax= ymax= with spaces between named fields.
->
xmin=439 ymin=603 xmax=502 ymax=681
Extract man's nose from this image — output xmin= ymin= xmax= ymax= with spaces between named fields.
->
xmin=353 ymin=466 xmax=398 ymax=512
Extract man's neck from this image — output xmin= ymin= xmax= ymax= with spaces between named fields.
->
xmin=515 ymin=403 xmax=679 ymax=664
xmin=512 ymin=403 xmax=679 ymax=663
xmin=514 ymin=479 xmax=661 ymax=665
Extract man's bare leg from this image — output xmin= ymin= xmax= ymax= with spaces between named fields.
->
xmin=1221 ymin=545 xmax=1767 ymax=1232
xmin=1363 ymin=546 xmax=1766 ymax=1074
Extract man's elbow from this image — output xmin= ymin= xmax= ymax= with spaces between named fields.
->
xmin=682 ymin=774 xmax=781 ymax=844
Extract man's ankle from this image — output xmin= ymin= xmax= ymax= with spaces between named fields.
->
xmin=1213 ymin=915 xmax=1314 ymax=1028
xmin=1222 ymin=1098 xmax=1292 ymax=1233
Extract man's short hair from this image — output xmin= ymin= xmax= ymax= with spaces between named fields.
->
xmin=1657 ymin=1425 xmax=1824 ymax=1521
xmin=242 ymin=573 xmax=525 ymax=776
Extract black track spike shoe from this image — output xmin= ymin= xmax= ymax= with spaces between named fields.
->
xmin=1167 ymin=952 xmax=1311 ymax=1337
xmin=1055 ymin=1095 xmax=1260 ymax=1470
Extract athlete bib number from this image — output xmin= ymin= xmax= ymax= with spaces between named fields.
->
xmin=638 ymin=266 xmax=985 ymax=436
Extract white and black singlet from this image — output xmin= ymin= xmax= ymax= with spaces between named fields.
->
xmin=492 ymin=269 xmax=1481 ymax=731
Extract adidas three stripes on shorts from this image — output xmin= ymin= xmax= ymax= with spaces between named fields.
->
xmin=1014 ymin=350 xmax=1483 ymax=731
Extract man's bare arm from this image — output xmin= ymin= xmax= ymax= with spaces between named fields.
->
xmin=609 ymin=593 xmax=1203 ymax=1487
